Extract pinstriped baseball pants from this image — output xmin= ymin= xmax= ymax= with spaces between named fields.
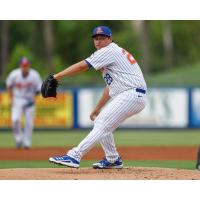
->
xmin=67 ymin=89 xmax=146 ymax=163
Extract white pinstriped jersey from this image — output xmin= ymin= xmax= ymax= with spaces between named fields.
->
xmin=85 ymin=42 xmax=147 ymax=98
xmin=6 ymin=68 xmax=42 ymax=102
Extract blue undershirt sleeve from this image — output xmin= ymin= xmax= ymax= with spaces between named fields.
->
xmin=84 ymin=59 xmax=93 ymax=69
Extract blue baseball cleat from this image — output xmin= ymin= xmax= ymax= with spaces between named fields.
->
xmin=93 ymin=157 xmax=123 ymax=169
xmin=49 ymin=155 xmax=80 ymax=168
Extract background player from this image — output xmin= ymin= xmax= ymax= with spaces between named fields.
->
xmin=49 ymin=25 xmax=147 ymax=168
xmin=6 ymin=57 xmax=42 ymax=149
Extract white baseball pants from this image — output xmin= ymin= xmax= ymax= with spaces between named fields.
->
xmin=67 ymin=89 xmax=146 ymax=162
xmin=12 ymin=98 xmax=35 ymax=147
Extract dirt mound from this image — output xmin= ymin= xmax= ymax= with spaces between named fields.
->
xmin=0 ymin=167 xmax=199 ymax=180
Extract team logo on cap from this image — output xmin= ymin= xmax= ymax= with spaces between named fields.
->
xmin=96 ymin=27 xmax=103 ymax=34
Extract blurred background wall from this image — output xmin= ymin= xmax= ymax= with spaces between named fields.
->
xmin=0 ymin=20 xmax=200 ymax=129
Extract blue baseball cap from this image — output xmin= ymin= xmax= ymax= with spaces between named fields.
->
xmin=92 ymin=26 xmax=112 ymax=38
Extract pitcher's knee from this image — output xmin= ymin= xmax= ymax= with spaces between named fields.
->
xmin=94 ymin=121 xmax=114 ymax=133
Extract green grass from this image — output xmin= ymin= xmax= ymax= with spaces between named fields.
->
xmin=0 ymin=130 xmax=199 ymax=170
xmin=146 ymin=63 xmax=200 ymax=86
xmin=0 ymin=130 xmax=200 ymax=147
xmin=0 ymin=160 xmax=196 ymax=170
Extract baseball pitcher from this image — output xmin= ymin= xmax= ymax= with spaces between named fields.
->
xmin=43 ymin=26 xmax=147 ymax=168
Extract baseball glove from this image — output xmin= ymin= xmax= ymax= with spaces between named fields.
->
xmin=41 ymin=74 xmax=58 ymax=98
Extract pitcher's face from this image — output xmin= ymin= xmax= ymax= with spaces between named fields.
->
xmin=93 ymin=35 xmax=112 ymax=50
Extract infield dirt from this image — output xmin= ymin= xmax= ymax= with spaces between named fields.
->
xmin=0 ymin=146 xmax=199 ymax=180
xmin=0 ymin=167 xmax=199 ymax=180
xmin=0 ymin=146 xmax=198 ymax=160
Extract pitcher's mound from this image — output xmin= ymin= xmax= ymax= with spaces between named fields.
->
xmin=0 ymin=167 xmax=199 ymax=180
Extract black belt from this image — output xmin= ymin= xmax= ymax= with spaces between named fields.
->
xmin=136 ymin=88 xmax=146 ymax=94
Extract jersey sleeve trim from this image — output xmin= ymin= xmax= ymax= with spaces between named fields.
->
xmin=84 ymin=59 xmax=93 ymax=69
